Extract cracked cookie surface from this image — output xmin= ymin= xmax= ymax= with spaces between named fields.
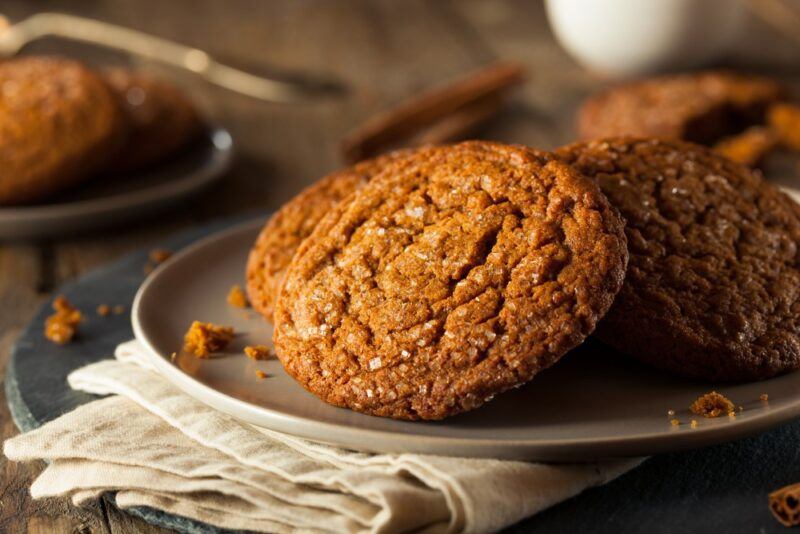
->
xmin=274 ymin=141 xmax=628 ymax=420
xmin=558 ymin=137 xmax=800 ymax=382
xmin=246 ymin=151 xmax=409 ymax=321
xmin=577 ymin=72 xmax=786 ymax=144
xmin=0 ymin=56 xmax=125 ymax=205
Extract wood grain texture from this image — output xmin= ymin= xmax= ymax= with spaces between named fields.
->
xmin=0 ymin=0 xmax=799 ymax=532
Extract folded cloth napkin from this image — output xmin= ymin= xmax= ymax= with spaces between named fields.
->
xmin=4 ymin=340 xmax=643 ymax=533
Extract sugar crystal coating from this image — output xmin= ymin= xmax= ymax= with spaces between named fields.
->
xmin=274 ymin=141 xmax=628 ymax=420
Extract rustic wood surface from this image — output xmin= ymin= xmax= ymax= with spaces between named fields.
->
xmin=0 ymin=1 xmax=799 ymax=532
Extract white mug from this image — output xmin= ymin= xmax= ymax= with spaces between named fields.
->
xmin=545 ymin=0 xmax=747 ymax=77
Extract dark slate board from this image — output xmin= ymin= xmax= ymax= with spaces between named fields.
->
xmin=6 ymin=215 xmax=260 ymax=534
xmin=6 ymin=215 xmax=798 ymax=534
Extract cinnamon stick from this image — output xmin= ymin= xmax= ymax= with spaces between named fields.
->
xmin=341 ymin=61 xmax=525 ymax=163
xmin=769 ymin=483 xmax=800 ymax=527
xmin=412 ymin=93 xmax=507 ymax=147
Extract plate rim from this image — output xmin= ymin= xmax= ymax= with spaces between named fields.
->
xmin=131 ymin=219 xmax=800 ymax=461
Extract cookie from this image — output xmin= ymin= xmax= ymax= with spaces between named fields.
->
xmin=577 ymin=72 xmax=787 ymax=144
xmin=273 ymin=141 xmax=628 ymax=420
xmin=557 ymin=137 xmax=800 ymax=382
xmin=246 ymin=151 xmax=409 ymax=321
xmin=104 ymin=69 xmax=202 ymax=173
xmin=0 ymin=56 xmax=126 ymax=205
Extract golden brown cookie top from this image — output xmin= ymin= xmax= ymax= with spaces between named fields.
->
xmin=246 ymin=151 xmax=410 ymax=321
xmin=104 ymin=69 xmax=202 ymax=172
xmin=0 ymin=56 xmax=125 ymax=204
xmin=274 ymin=141 xmax=628 ymax=420
xmin=557 ymin=137 xmax=800 ymax=381
xmin=577 ymin=71 xmax=786 ymax=144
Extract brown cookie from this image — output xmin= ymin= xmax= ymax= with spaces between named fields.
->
xmin=557 ymin=137 xmax=800 ymax=382
xmin=104 ymin=69 xmax=202 ymax=173
xmin=246 ymin=151 xmax=409 ymax=321
xmin=577 ymin=72 xmax=787 ymax=144
xmin=273 ymin=141 xmax=628 ymax=420
xmin=0 ymin=56 xmax=126 ymax=205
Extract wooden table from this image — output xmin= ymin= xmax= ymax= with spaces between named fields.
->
xmin=1 ymin=1 xmax=799 ymax=532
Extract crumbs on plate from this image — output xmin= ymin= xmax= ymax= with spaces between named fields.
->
xmin=45 ymin=296 xmax=83 ymax=345
xmin=689 ymin=391 xmax=734 ymax=418
xmin=183 ymin=321 xmax=234 ymax=358
xmin=244 ymin=345 xmax=273 ymax=361
xmin=227 ymin=285 xmax=249 ymax=308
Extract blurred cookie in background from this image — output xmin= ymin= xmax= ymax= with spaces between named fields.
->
xmin=0 ymin=56 xmax=126 ymax=205
xmin=768 ymin=103 xmax=800 ymax=153
xmin=713 ymin=126 xmax=778 ymax=168
xmin=105 ymin=68 xmax=203 ymax=173
xmin=577 ymin=71 xmax=787 ymax=145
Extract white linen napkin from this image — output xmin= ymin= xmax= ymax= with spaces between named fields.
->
xmin=3 ymin=340 xmax=643 ymax=533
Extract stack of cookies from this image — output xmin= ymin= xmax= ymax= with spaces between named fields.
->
xmin=247 ymin=134 xmax=800 ymax=420
xmin=0 ymin=56 xmax=202 ymax=205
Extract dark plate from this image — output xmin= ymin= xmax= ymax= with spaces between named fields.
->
xmin=0 ymin=127 xmax=233 ymax=240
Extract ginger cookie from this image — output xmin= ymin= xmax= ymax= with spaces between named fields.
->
xmin=274 ymin=141 xmax=628 ymax=420
xmin=246 ymin=150 xmax=409 ymax=321
xmin=577 ymin=72 xmax=786 ymax=144
xmin=557 ymin=137 xmax=800 ymax=382
xmin=0 ymin=56 xmax=126 ymax=205
xmin=104 ymin=69 xmax=203 ymax=173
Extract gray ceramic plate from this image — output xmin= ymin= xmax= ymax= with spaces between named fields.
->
xmin=132 ymin=219 xmax=800 ymax=461
xmin=0 ymin=128 xmax=233 ymax=241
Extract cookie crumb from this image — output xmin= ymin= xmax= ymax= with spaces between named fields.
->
xmin=690 ymin=420 xmax=698 ymax=429
xmin=667 ymin=409 xmax=675 ymax=417
xmin=97 ymin=304 xmax=111 ymax=317
xmin=690 ymin=391 xmax=735 ymax=418
xmin=670 ymin=418 xmax=680 ymax=427
xmin=728 ymin=411 xmax=736 ymax=418
xmin=45 ymin=296 xmax=83 ymax=345
xmin=227 ymin=285 xmax=249 ymax=308
xmin=244 ymin=345 xmax=272 ymax=361
xmin=760 ymin=393 xmax=769 ymax=402
xmin=738 ymin=405 xmax=744 ymax=412
xmin=255 ymin=370 xmax=268 ymax=379
xmin=145 ymin=248 xmax=173 ymax=275
xmin=770 ymin=483 xmax=800 ymax=527
xmin=183 ymin=321 xmax=234 ymax=358
xmin=112 ymin=305 xmax=125 ymax=315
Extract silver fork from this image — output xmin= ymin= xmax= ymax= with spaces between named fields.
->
xmin=0 ymin=12 xmax=344 ymax=102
